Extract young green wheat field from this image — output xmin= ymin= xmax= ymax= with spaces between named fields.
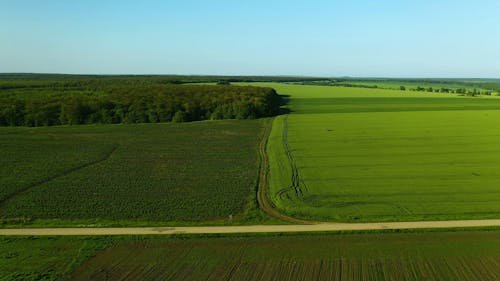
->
xmin=260 ymin=83 xmax=500 ymax=222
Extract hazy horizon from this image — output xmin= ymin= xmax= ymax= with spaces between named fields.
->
xmin=2 ymin=73 xmax=500 ymax=80
xmin=2 ymin=0 xmax=500 ymax=77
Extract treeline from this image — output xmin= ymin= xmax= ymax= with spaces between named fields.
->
xmin=293 ymin=80 xmax=499 ymax=96
xmin=330 ymin=83 xmax=378 ymax=89
xmin=406 ymin=86 xmax=493 ymax=96
xmin=483 ymin=83 xmax=500 ymax=93
xmin=295 ymin=81 xmax=379 ymax=89
xmin=0 ymin=84 xmax=282 ymax=126
xmin=0 ymin=74 xmax=328 ymax=88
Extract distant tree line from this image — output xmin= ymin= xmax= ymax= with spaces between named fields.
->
xmin=0 ymin=84 xmax=282 ymax=126
xmin=290 ymin=79 xmax=500 ymax=95
xmin=0 ymin=74 xmax=328 ymax=88
xmin=405 ymin=86 xmax=492 ymax=96
xmin=298 ymin=81 xmax=379 ymax=89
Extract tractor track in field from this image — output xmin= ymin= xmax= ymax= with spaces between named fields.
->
xmin=0 ymin=144 xmax=119 ymax=207
xmin=276 ymin=115 xmax=308 ymax=201
xmin=256 ymin=118 xmax=312 ymax=224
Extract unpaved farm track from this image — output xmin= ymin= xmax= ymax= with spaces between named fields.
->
xmin=1 ymin=220 xmax=500 ymax=236
xmin=256 ymin=118 xmax=311 ymax=224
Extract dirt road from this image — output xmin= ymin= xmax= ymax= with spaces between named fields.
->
xmin=1 ymin=219 xmax=499 ymax=236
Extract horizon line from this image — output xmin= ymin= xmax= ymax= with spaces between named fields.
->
xmin=1 ymin=72 xmax=499 ymax=80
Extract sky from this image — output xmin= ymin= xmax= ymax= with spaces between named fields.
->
xmin=1 ymin=0 xmax=499 ymax=77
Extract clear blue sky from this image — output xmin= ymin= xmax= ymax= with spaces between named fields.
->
xmin=1 ymin=0 xmax=499 ymax=77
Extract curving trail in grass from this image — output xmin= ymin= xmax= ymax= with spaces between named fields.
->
xmin=275 ymin=115 xmax=308 ymax=200
xmin=256 ymin=118 xmax=311 ymax=224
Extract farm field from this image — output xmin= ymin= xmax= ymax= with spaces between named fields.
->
xmin=0 ymin=236 xmax=109 ymax=281
xmin=0 ymin=119 xmax=268 ymax=226
xmin=67 ymin=231 xmax=500 ymax=281
xmin=5 ymin=1 xmax=500 ymax=280
xmin=262 ymin=83 xmax=500 ymax=222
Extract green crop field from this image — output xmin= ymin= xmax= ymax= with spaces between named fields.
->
xmin=262 ymin=83 xmax=500 ymax=222
xmin=0 ymin=236 xmax=109 ymax=281
xmin=3 ymin=231 xmax=498 ymax=281
xmin=66 ymin=231 xmax=500 ymax=281
xmin=0 ymin=119 xmax=267 ymax=226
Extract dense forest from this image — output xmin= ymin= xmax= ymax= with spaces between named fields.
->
xmin=0 ymin=77 xmax=282 ymax=126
